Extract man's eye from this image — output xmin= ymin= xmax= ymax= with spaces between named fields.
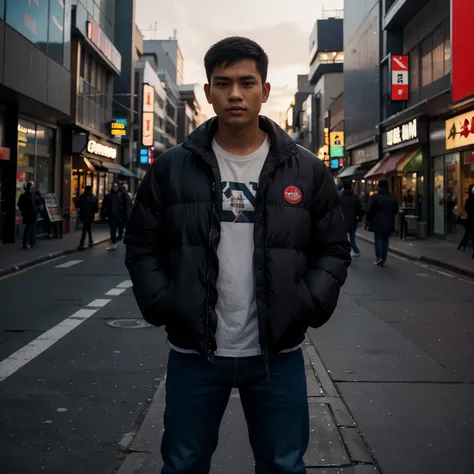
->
xmin=243 ymin=82 xmax=254 ymax=87
xmin=216 ymin=82 xmax=228 ymax=87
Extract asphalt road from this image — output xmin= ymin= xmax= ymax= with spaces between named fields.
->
xmin=0 ymin=242 xmax=168 ymax=474
xmin=0 ymin=237 xmax=473 ymax=474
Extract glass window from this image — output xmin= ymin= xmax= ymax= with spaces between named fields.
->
xmin=6 ymin=0 xmax=49 ymax=52
xmin=0 ymin=0 xmax=5 ymax=20
xmin=63 ymin=0 xmax=72 ymax=70
xmin=421 ymin=36 xmax=433 ymax=87
xmin=16 ymin=120 xmax=36 ymax=208
xmin=91 ymin=58 xmax=97 ymax=88
xmin=48 ymin=0 xmax=65 ymax=64
xmin=35 ymin=126 xmax=55 ymax=195
xmin=444 ymin=18 xmax=451 ymax=75
xmin=432 ymin=24 xmax=445 ymax=82
xmin=409 ymin=47 xmax=419 ymax=92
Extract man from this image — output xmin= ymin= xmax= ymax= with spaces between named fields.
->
xmin=125 ymin=37 xmax=351 ymax=473
xmin=76 ymin=185 xmax=98 ymax=249
xmin=118 ymin=183 xmax=133 ymax=240
xmin=18 ymin=181 xmax=39 ymax=249
xmin=102 ymin=182 xmax=123 ymax=251
xmin=366 ymin=179 xmax=399 ymax=265
xmin=339 ymin=179 xmax=363 ymax=257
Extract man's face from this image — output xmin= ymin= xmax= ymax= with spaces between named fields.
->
xmin=204 ymin=59 xmax=271 ymax=127
xmin=112 ymin=184 xmax=119 ymax=192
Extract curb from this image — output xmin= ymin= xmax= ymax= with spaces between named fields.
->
xmin=356 ymin=232 xmax=474 ymax=279
xmin=0 ymin=236 xmax=110 ymax=278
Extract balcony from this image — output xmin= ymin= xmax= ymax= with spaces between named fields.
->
xmin=384 ymin=0 xmax=430 ymax=30
xmin=309 ymin=52 xmax=344 ymax=85
xmin=76 ymin=78 xmax=113 ymax=136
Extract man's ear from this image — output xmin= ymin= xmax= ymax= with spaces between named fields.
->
xmin=262 ymin=82 xmax=271 ymax=104
xmin=204 ymin=83 xmax=212 ymax=104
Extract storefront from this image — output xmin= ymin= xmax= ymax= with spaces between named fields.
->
xmin=64 ymin=132 xmax=132 ymax=229
xmin=365 ymin=118 xmax=429 ymax=222
xmin=430 ymin=111 xmax=474 ymax=236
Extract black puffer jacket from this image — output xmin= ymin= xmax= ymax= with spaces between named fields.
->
xmin=125 ymin=116 xmax=351 ymax=362
xmin=367 ymin=190 xmax=399 ymax=234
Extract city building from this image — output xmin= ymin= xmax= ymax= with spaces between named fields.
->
xmin=112 ymin=1 xmax=143 ymax=192
xmin=61 ymin=0 xmax=136 ymax=232
xmin=135 ymin=52 xmax=167 ymax=170
xmin=177 ymin=84 xmax=202 ymax=143
xmin=284 ymin=75 xmax=313 ymax=146
xmin=339 ymin=0 xmax=381 ymax=194
xmin=0 ymin=0 xmax=72 ymax=243
xmin=308 ymin=13 xmax=344 ymax=172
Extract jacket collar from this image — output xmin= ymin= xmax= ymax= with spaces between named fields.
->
xmin=183 ymin=115 xmax=298 ymax=160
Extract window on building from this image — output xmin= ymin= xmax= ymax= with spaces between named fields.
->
xmin=90 ymin=58 xmax=97 ymax=88
xmin=444 ymin=18 xmax=451 ymax=75
xmin=409 ymin=47 xmax=419 ymax=92
xmin=432 ymin=24 xmax=445 ymax=82
xmin=421 ymin=36 xmax=433 ymax=87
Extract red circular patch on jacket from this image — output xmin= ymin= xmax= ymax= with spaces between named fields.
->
xmin=284 ymin=186 xmax=302 ymax=204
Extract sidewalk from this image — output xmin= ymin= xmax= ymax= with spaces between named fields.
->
xmin=0 ymin=223 xmax=110 ymax=277
xmin=356 ymin=230 xmax=474 ymax=278
xmin=116 ymin=340 xmax=380 ymax=474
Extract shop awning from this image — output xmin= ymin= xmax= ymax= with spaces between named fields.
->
xmin=335 ymin=165 xmax=360 ymax=179
xmin=88 ymin=158 xmax=136 ymax=178
xmin=364 ymin=147 xmax=420 ymax=179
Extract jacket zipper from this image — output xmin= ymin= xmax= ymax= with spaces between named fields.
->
xmin=205 ymin=181 xmax=216 ymax=362
xmin=258 ymin=157 xmax=286 ymax=380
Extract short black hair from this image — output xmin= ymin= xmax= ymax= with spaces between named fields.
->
xmin=378 ymin=179 xmax=389 ymax=189
xmin=204 ymin=37 xmax=269 ymax=83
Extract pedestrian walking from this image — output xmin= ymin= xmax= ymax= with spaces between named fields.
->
xmin=366 ymin=179 xmax=399 ymax=266
xmin=118 ymin=183 xmax=133 ymax=240
xmin=76 ymin=185 xmax=98 ymax=250
xmin=102 ymin=182 xmax=123 ymax=251
xmin=458 ymin=184 xmax=474 ymax=258
xmin=339 ymin=179 xmax=364 ymax=257
xmin=125 ymin=36 xmax=351 ymax=473
xmin=17 ymin=181 xmax=40 ymax=249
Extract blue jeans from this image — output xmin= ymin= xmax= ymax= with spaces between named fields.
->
xmin=374 ymin=232 xmax=390 ymax=261
xmin=348 ymin=229 xmax=360 ymax=254
xmin=23 ymin=221 xmax=37 ymax=247
xmin=162 ymin=349 xmax=309 ymax=474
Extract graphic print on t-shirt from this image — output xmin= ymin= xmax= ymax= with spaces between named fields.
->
xmin=222 ymin=181 xmax=258 ymax=223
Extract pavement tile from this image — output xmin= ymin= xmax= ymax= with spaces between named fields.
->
xmin=339 ymin=427 xmax=374 ymax=464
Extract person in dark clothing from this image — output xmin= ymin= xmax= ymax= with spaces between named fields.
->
xmin=102 ymin=182 xmax=123 ymax=251
xmin=76 ymin=185 xmax=98 ymax=249
xmin=17 ymin=181 xmax=39 ymax=249
xmin=118 ymin=184 xmax=133 ymax=240
xmin=339 ymin=179 xmax=363 ymax=257
xmin=366 ymin=179 xmax=399 ymax=266
xmin=458 ymin=184 xmax=474 ymax=258
xmin=125 ymin=37 xmax=351 ymax=473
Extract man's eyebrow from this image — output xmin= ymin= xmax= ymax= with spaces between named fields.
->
xmin=213 ymin=75 xmax=258 ymax=81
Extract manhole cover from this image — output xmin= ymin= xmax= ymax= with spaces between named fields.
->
xmin=105 ymin=319 xmax=152 ymax=329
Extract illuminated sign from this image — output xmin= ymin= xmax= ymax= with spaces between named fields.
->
xmin=446 ymin=111 xmax=474 ymax=150
xmin=142 ymin=84 xmax=155 ymax=147
xmin=390 ymin=55 xmax=409 ymax=101
xmin=110 ymin=118 xmax=128 ymax=137
xmin=86 ymin=139 xmax=117 ymax=159
xmin=87 ymin=19 xmax=122 ymax=72
xmin=329 ymin=132 xmax=344 ymax=159
xmin=385 ymin=119 xmax=418 ymax=148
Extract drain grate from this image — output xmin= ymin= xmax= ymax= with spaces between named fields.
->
xmin=105 ymin=319 xmax=152 ymax=329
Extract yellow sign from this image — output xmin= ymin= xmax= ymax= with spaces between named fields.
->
xmin=324 ymin=128 xmax=329 ymax=147
xmin=446 ymin=111 xmax=474 ymax=150
xmin=330 ymin=132 xmax=344 ymax=147
xmin=111 ymin=121 xmax=127 ymax=137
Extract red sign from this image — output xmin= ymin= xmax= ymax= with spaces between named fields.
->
xmin=391 ymin=55 xmax=409 ymax=101
xmin=0 ymin=147 xmax=10 ymax=161
xmin=452 ymin=0 xmax=474 ymax=103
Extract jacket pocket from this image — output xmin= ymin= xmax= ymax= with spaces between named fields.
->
xmin=139 ymin=282 xmax=175 ymax=327
xmin=297 ymin=279 xmax=316 ymax=328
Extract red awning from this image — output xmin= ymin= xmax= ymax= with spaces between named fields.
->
xmin=364 ymin=147 xmax=419 ymax=179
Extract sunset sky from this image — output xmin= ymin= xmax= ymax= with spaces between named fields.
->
xmin=136 ymin=0 xmax=344 ymax=123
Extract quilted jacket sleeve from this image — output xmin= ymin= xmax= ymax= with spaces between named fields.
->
xmin=305 ymin=163 xmax=352 ymax=328
xmin=124 ymin=160 xmax=171 ymax=326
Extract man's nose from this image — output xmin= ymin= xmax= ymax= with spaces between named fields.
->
xmin=228 ymin=84 xmax=243 ymax=100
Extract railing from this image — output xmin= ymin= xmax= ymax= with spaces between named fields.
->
xmin=76 ymin=78 xmax=113 ymax=136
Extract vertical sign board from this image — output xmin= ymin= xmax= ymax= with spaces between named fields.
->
xmin=391 ymin=55 xmax=409 ymax=101
xmin=452 ymin=0 xmax=474 ymax=103
xmin=142 ymin=84 xmax=154 ymax=147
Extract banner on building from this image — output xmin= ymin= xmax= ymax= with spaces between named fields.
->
xmin=452 ymin=0 xmax=474 ymax=103
xmin=446 ymin=111 xmax=474 ymax=150
xmin=142 ymin=84 xmax=154 ymax=147
xmin=390 ymin=55 xmax=409 ymax=101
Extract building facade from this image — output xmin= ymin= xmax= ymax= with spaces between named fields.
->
xmin=177 ymin=84 xmax=202 ymax=143
xmin=0 ymin=0 xmax=72 ymax=243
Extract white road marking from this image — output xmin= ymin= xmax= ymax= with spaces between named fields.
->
xmin=55 ymin=260 xmax=84 ymax=268
xmin=0 ymin=308 xmax=97 ymax=383
xmin=87 ymin=298 xmax=111 ymax=308
xmin=432 ymin=270 xmax=454 ymax=278
xmin=117 ymin=280 xmax=133 ymax=289
xmin=106 ymin=288 xmax=126 ymax=296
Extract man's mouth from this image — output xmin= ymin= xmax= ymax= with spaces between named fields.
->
xmin=227 ymin=107 xmax=247 ymax=111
